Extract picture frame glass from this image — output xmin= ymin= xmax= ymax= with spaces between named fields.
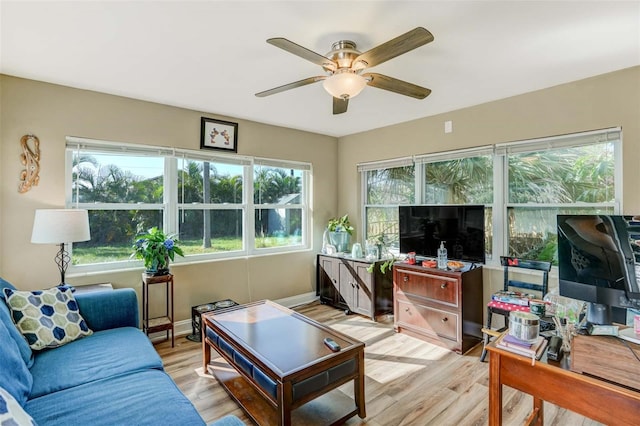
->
xmin=201 ymin=118 xmax=238 ymax=152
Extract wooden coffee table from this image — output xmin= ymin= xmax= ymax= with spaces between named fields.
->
xmin=202 ymin=300 xmax=366 ymax=426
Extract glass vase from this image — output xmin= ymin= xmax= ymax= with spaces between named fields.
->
xmin=329 ymin=231 xmax=350 ymax=253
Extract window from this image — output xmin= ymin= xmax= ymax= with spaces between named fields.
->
xmin=66 ymin=138 xmax=310 ymax=272
xmin=253 ymin=159 xmax=308 ymax=251
xmin=361 ymin=148 xmax=494 ymax=255
xmin=70 ymin=150 xmax=166 ymax=265
xmin=415 ymin=148 xmax=494 ymax=258
xmin=178 ymin=157 xmax=246 ymax=257
xmin=499 ymin=130 xmax=619 ymax=262
xmin=359 ymin=128 xmax=621 ymax=263
xmin=360 ymin=158 xmax=414 ymax=251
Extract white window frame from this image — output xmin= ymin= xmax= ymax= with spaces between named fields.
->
xmin=358 ymin=128 xmax=622 ymax=265
xmin=251 ymin=158 xmax=311 ymax=255
xmin=358 ymin=157 xmax=414 ymax=251
xmin=497 ymin=128 xmax=621 ymax=261
xmin=65 ymin=137 xmax=311 ymax=274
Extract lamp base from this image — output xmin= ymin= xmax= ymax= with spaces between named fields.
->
xmin=57 ymin=283 xmax=76 ymax=293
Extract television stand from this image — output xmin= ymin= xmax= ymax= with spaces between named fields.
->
xmin=393 ymin=262 xmax=483 ymax=353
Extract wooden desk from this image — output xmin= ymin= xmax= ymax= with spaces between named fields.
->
xmin=487 ymin=342 xmax=640 ymax=425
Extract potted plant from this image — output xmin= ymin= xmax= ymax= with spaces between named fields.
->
xmin=327 ymin=214 xmax=354 ymax=252
xmin=366 ymin=231 xmax=399 ymax=274
xmin=131 ymin=227 xmax=184 ymax=275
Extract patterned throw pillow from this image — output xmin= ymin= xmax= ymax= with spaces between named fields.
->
xmin=0 ymin=386 xmax=37 ymax=426
xmin=3 ymin=287 xmax=92 ymax=350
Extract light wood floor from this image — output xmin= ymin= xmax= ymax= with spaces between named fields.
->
xmin=155 ymin=302 xmax=602 ymax=425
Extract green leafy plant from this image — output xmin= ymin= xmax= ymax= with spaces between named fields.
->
xmin=327 ymin=214 xmax=354 ymax=235
xmin=131 ymin=227 xmax=184 ymax=273
xmin=366 ymin=232 xmax=399 ymax=274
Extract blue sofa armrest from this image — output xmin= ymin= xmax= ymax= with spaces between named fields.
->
xmin=75 ymin=288 xmax=139 ymax=331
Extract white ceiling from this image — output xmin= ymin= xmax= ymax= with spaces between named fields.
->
xmin=1 ymin=1 xmax=639 ymax=138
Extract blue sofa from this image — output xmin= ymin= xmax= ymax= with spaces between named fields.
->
xmin=0 ymin=278 xmax=242 ymax=426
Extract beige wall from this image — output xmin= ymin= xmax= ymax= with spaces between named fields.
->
xmin=0 ymin=75 xmax=338 ymax=322
xmin=3 ymin=67 xmax=639 ymax=324
xmin=338 ymin=66 xmax=640 ymax=303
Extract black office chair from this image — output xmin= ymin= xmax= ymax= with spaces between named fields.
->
xmin=480 ymin=256 xmax=551 ymax=362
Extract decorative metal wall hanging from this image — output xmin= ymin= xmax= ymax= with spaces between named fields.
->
xmin=18 ymin=134 xmax=40 ymax=193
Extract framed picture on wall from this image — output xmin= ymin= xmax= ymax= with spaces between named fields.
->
xmin=200 ymin=117 xmax=238 ymax=153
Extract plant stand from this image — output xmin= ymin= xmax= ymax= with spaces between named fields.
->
xmin=142 ymin=273 xmax=174 ymax=347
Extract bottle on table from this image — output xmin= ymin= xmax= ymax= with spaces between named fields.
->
xmin=437 ymin=241 xmax=448 ymax=269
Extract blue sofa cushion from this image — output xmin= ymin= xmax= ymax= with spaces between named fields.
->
xmin=3 ymin=287 xmax=92 ymax=350
xmin=25 ymin=369 xmax=205 ymax=426
xmin=0 ymin=315 xmax=33 ymax=406
xmin=0 ymin=386 xmax=37 ymax=426
xmin=29 ymin=327 xmax=164 ymax=398
xmin=0 ymin=278 xmax=34 ymax=367
xmin=75 ymin=288 xmax=139 ymax=331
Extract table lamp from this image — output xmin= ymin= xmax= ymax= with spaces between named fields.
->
xmin=31 ymin=209 xmax=91 ymax=287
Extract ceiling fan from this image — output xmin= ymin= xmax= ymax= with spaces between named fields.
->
xmin=255 ymin=27 xmax=434 ymax=115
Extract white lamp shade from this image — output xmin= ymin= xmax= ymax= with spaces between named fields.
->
xmin=31 ymin=209 xmax=91 ymax=244
xmin=322 ymin=72 xmax=367 ymax=99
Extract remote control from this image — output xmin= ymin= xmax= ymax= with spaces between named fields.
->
xmin=323 ymin=337 xmax=341 ymax=352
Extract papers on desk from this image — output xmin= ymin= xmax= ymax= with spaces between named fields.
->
xmin=619 ymin=327 xmax=640 ymax=344
xmin=496 ymin=332 xmax=548 ymax=365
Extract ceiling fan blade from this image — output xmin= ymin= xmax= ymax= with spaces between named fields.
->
xmin=255 ymin=76 xmax=326 ymax=97
xmin=267 ymin=38 xmax=337 ymax=70
xmin=363 ymin=73 xmax=431 ymax=99
xmin=354 ymin=27 xmax=434 ymax=69
xmin=333 ymin=97 xmax=349 ymax=115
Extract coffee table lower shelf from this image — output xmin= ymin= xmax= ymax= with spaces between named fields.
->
xmin=208 ymin=359 xmax=359 ymax=426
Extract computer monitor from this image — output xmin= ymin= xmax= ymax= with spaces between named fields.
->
xmin=557 ymin=215 xmax=640 ymax=324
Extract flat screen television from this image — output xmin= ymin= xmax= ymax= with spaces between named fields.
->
xmin=398 ymin=205 xmax=485 ymax=264
xmin=557 ymin=214 xmax=640 ymax=324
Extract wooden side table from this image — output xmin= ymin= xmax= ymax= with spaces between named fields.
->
xmin=141 ymin=273 xmax=174 ymax=347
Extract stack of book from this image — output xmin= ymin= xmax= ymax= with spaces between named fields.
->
xmin=491 ymin=291 xmax=535 ymax=306
xmin=495 ymin=332 xmax=548 ymax=365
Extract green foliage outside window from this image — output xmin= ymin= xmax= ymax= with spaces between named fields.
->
xmin=364 ymin=141 xmax=616 ymax=263
xmin=71 ymin=153 xmax=305 ymax=265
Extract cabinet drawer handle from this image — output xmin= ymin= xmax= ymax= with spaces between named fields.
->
xmin=440 ymin=282 xmax=447 ymax=289
xmin=405 ymin=307 xmax=410 ymax=313
xmin=403 ymin=276 xmax=409 ymax=282
xmin=441 ymin=317 xmax=448 ymax=323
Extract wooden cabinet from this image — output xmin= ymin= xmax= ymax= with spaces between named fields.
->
xmin=317 ymin=254 xmax=393 ymax=321
xmin=393 ymin=263 xmax=483 ymax=354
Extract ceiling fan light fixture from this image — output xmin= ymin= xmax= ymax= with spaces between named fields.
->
xmin=322 ymin=71 xmax=367 ymax=99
